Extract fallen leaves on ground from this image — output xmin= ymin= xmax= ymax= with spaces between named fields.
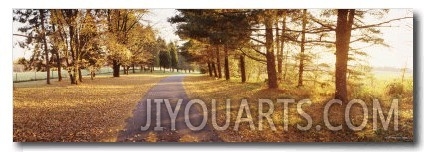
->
xmin=183 ymin=75 xmax=413 ymax=142
xmin=13 ymin=74 xmax=167 ymax=142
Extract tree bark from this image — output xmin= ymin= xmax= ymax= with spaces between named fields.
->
xmin=207 ymin=62 xmax=213 ymax=77
xmin=240 ymin=55 xmax=246 ymax=83
xmin=264 ymin=18 xmax=278 ymax=89
xmin=276 ymin=18 xmax=282 ymax=82
xmin=278 ymin=11 xmax=287 ymax=82
xmin=212 ymin=62 xmax=217 ymax=77
xmin=216 ymin=46 xmax=222 ymax=79
xmin=39 ymin=9 xmax=50 ymax=85
xmin=224 ymin=46 xmax=230 ymax=80
xmin=335 ymin=9 xmax=355 ymax=102
xmin=51 ymin=24 xmax=62 ymax=81
xmin=298 ymin=9 xmax=307 ymax=87
xmin=113 ymin=60 xmax=120 ymax=77
xmin=132 ymin=64 xmax=136 ymax=73
xmin=78 ymin=67 xmax=83 ymax=82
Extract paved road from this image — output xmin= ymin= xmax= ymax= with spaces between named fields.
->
xmin=117 ymin=75 xmax=221 ymax=142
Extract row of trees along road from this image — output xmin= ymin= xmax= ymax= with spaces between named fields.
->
xmin=13 ymin=9 xmax=191 ymax=85
xmin=169 ymin=9 xmax=411 ymax=102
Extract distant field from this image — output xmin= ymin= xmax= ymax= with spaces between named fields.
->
xmin=372 ymin=70 xmax=413 ymax=80
xmin=12 ymin=67 xmax=197 ymax=82
xmin=13 ymin=67 xmax=114 ymax=82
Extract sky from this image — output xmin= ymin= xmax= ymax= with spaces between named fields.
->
xmin=12 ymin=9 xmax=413 ymax=69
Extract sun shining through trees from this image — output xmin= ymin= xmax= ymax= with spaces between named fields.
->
xmin=13 ymin=9 xmax=413 ymax=142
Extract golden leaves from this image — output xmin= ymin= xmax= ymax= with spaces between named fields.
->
xmin=13 ymin=74 xmax=166 ymax=142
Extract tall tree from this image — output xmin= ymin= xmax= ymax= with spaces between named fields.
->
xmin=170 ymin=9 xmax=251 ymax=81
xmin=334 ymin=9 xmax=355 ymax=102
xmin=13 ymin=9 xmax=51 ymax=84
xmin=106 ymin=9 xmax=148 ymax=77
xmin=297 ymin=9 xmax=307 ymax=87
xmin=169 ymin=42 xmax=179 ymax=72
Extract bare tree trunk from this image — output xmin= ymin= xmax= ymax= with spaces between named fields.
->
xmin=113 ymin=60 xmax=120 ymax=77
xmin=73 ymin=66 xmax=78 ymax=85
xmin=216 ymin=46 xmax=222 ymax=79
xmin=335 ymin=9 xmax=355 ymax=102
xmin=90 ymin=70 xmax=95 ymax=80
xmin=240 ymin=55 xmax=246 ymax=83
xmin=298 ymin=9 xmax=307 ymax=87
xmin=276 ymin=18 xmax=282 ymax=82
xmin=265 ymin=18 xmax=278 ymax=89
xmin=283 ymin=48 xmax=289 ymax=81
xmin=224 ymin=46 xmax=230 ymax=80
xmin=40 ymin=9 xmax=50 ymax=85
xmin=207 ymin=62 xmax=213 ymax=77
xmin=78 ymin=67 xmax=83 ymax=82
xmin=212 ymin=62 xmax=217 ymax=77
xmin=68 ymin=24 xmax=77 ymax=84
xmin=56 ymin=53 xmax=62 ymax=81
xmin=279 ymin=11 xmax=287 ymax=82
xmin=51 ymin=23 xmax=63 ymax=82
xmin=132 ymin=64 xmax=135 ymax=73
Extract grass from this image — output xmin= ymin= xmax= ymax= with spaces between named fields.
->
xmin=183 ymin=74 xmax=413 ymax=142
xmin=13 ymin=72 xmax=174 ymax=142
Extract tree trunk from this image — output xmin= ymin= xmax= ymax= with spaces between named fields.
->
xmin=283 ymin=48 xmax=289 ymax=80
xmin=56 ymin=53 xmax=62 ymax=81
xmin=69 ymin=71 xmax=76 ymax=84
xmin=112 ymin=60 xmax=120 ymax=77
xmin=78 ymin=67 xmax=83 ymax=82
xmin=240 ymin=55 xmax=246 ymax=83
xmin=216 ymin=46 xmax=222 ymax=78
xmin=52 ymin=24 xmax=62 ymax=81
xmin=132 ymin=64 xmax=135 ymax=73
xmin=264 ymin=18 xmax=278 ymax=89
xmin=276 ymin=18 xmax=282 ymax=82
xmin=72 ymin=66 xmax=78 ymax=85
xmin=335 ymin=9 xmax=355 ymax=102
xmin=224 ymin=46 xmax=230 ymax=80
xmin=40 ymin=9 xmax=50 ymax=85
xmin=298 ymin=9 xmax=307 ymax=87
xmin=207 ymin=62 xmax=213 ymax=77
xmin=90 ymin=71 xmax=94 ymax=80
xmin=212 ymin=62 xmax=217 ymax=77
xmin=278 ymin=11 xmax=286 ymax=82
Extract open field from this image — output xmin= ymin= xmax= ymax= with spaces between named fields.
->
xmin=13 ymin=73 xmax=175 ymax=142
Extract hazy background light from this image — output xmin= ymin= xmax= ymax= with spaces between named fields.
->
xmin=12 ymin=9 xmax=413 ymax=69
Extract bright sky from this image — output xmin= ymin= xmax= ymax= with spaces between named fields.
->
xmin=12 ymin=9 xmax=413 ymax=69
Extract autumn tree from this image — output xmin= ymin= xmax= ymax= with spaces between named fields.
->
xmin=106 ymin=9 xmax=148 ymax=77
